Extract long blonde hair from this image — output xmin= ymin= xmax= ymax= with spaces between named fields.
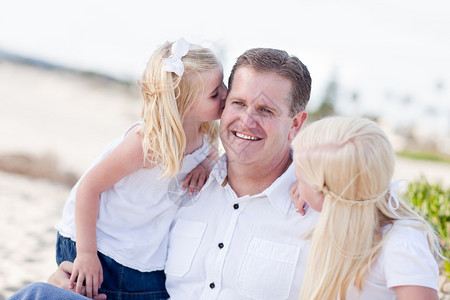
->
xmin=139 ymin=41 xmax=220 ymax=177
xmin=293 ymin=116 xmax=441 ymax=300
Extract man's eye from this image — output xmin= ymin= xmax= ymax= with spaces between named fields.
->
xmin=234 ymin=101 xmax=244 ymax=106
xmin=261 ymin=108 xmax=272 ymax=114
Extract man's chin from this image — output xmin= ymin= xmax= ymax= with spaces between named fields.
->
xmin=225 ymin=149 xmax=258 ymax=165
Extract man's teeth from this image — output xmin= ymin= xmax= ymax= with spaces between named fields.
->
xmin=235 ymin=132 xmax=259 ymax=140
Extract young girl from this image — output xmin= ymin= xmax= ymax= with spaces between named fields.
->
xmin=291 ymin=117 xmax=441 ymax=300
xmin=55 ymin=38 xmax=227 ymax=300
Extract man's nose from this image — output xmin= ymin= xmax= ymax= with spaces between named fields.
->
xmin=240 ymin=108 xmax=258 ymax=128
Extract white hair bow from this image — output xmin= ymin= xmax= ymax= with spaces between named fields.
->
xmin=163 ymin=38 xmax=190 ymax=76
xmin=388 ymin=179 xmax=408 ymax=217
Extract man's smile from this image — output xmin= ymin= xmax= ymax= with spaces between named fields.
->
xmin=233 ymin=131 xmax=261 ymax=141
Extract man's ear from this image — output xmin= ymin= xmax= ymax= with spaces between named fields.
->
xmin=289 ymin=110 xmax=307 ymax=141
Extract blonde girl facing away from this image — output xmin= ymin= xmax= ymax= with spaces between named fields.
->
xmin=291 ymin=117 xmax=441 ymax=300
xmin=55 ymin=38 xmax=227 ymax=300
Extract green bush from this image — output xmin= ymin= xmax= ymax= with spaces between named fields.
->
xmin=403 ymin=176 xmax=450 ymax=276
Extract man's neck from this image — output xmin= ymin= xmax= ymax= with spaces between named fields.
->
xmin=226 ymin=153 xmax=292 ymax=197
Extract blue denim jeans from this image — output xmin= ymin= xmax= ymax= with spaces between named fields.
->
xmin=9 ymin=282 xmax=89 ymax=300
xmin=56 ymin=233 xmax=169 ymax=300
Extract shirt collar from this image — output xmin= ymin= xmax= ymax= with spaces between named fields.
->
xmin=208 ymin=154 xmax=295 ymax=216
xmin=263 ymin=161 xmax=295 ymax=216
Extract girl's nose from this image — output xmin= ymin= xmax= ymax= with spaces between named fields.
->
xmin=220 ymin=83 xmax=228 ymax=101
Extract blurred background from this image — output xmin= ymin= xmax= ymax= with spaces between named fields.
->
xmin=1 ymin=0 xmax=449 ymax=162
xmin=0 ymin=0 xmax=449 ymax=298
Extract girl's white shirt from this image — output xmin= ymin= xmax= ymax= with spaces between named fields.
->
xmin=346 ymin=219 xmax=439 ymax=299
xmin=56 ymin=123 xmax=209 ymax=272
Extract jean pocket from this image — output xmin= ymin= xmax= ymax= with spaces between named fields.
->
xmin=55 ymin=233 xmax=77 ymax=265
xmin=236 ymin=237 xmax=301 ymax=300
xmin=165 ymin=219 xmax=207 ymax=277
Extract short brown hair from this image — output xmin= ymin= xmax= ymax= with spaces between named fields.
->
xmin=228 ymin=48 xmax=311 ymax=116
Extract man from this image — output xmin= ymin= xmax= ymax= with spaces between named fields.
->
xmin=165 ymin=48 xmax=318 ymax=299
xmin=10 ymin=48 xmax=319 ymax=300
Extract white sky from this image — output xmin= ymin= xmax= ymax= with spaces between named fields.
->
xmin=1 ymin=0 xmax=449 ymax=132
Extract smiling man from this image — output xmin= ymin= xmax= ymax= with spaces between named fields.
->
xmin=9 ymin=48 xmax=319 ymax=300
xmin=220 ymin=65 xmax=306 ymax=196
xmin=165 ymin=48 xmax=319 ymax=299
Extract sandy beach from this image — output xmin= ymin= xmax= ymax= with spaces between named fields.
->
xmin=0 ymin=60 xmax=140 ymax=299
xmin=0 ymin=60 xmax=449 ymax=299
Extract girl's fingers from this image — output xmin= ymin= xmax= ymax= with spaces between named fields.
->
xmin=85 ymin=275 xmax=93 ymax=299
xmin=69 ymin=269 xmax=78 ymax=290
xmin=188 ymin=174 xmax=200 ymax=195
xmin=99 ymin=270 xmax=103 ymax=290
xmin=75 ymin=273 xmax=85 ymax=295
xmin=297 ymin=205 xmax=306 ymax=216
xmin=182 ymin=174 xmax=193 ymax=190
xmin=195 ymin=174 xmax=207 ymax=193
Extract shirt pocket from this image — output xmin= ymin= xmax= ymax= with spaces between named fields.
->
xmin=236 ymin=237 xmax=301 ymax=300
xmin=165 ymin=218 xmax=207 ymax=277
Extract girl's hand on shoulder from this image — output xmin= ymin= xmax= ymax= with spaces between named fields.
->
xmin=289 ymin=180 xmax=307 ymax=216
xmin=69 ymin=252 xmax=103 ymax=299
xmin=182 ymin=160 xmax=212 ymax=196
xmin=182 ymin=142 xmax=219 ymax=195
xmin=182 ymin=141 xmax=221 ymax=195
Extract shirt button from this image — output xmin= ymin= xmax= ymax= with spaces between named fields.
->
xmin=218 ymin=242 xmax=224 ymax=249
xmin=233 ymin=203 xmax=239 ymax=209
xmin=209 ymin=282 xmax=215 ymax=289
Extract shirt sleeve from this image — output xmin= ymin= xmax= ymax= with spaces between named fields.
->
xmin=383 ymin=225 xmax=439 ymax=291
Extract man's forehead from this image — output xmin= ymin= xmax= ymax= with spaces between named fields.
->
xmin=231 ymin=67 xmax=290 ymax=90
xmin=227 ymin=68 xmax=291 ymax=108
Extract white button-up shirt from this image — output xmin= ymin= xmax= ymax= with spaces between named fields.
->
xmin=165 ymin=155 xmax=320 ymax=300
